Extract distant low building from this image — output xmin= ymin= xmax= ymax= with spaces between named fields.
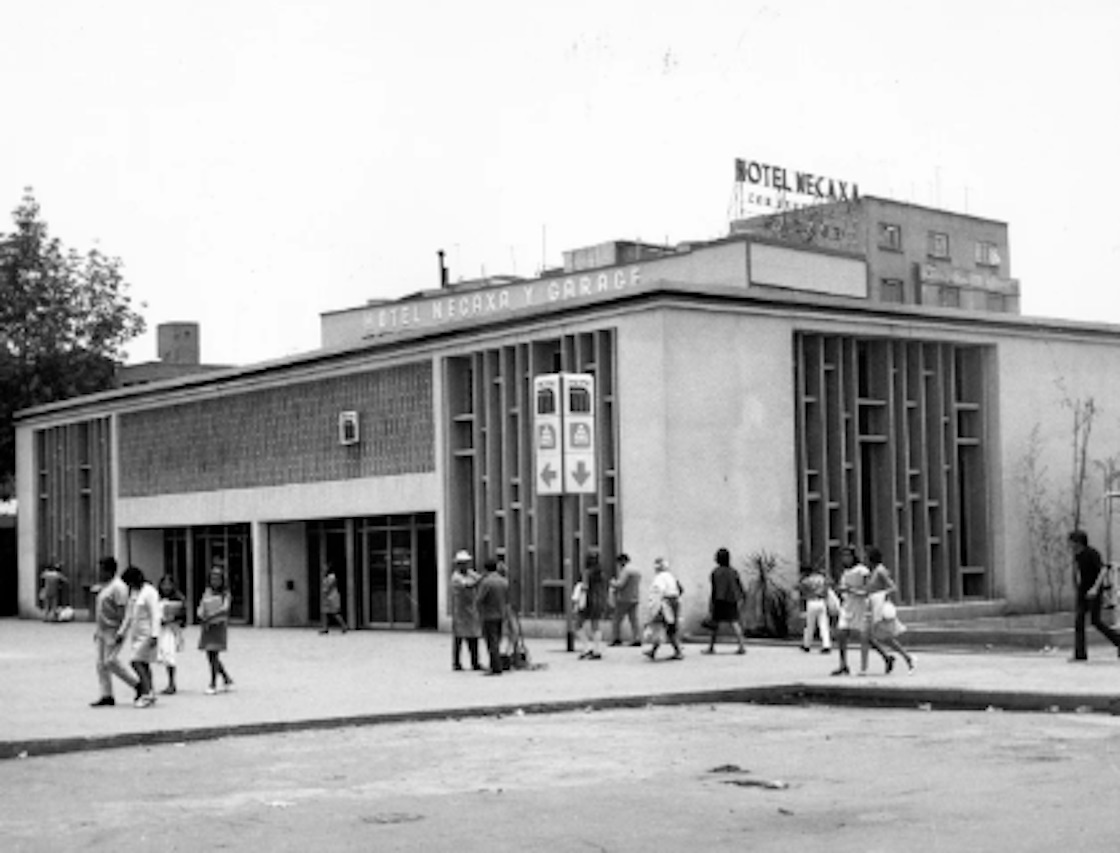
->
xmin=116 ymin=322 xmax=231 ymax=387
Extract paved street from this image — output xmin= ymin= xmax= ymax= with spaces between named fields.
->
xmin=1 ymin=617 xmax=1118 ymax=759
xmin=2 ymin=702 xmax=1119 ymax=852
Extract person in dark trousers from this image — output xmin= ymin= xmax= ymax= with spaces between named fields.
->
xmin=476 ymin=558 xmax=510 ymax=676
xmin=90 ymin=557 xmax=141 ymax=707
xmin=704 ymin=547 xmax=746 ymax=654
xmin=450 ymin=550 xmax=482 ymax=671
xmin=609 ymin=553 xmax=642 ymax=647
xmin=1068 ymin=530 xmax=1120 ymax=662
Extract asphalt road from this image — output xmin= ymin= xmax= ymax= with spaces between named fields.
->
xmin=3 ymin=702 xmax=1118 ymax=852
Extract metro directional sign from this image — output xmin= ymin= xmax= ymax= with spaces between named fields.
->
xmin=562 ymin=373 xmax=596 ymax=495
xmin=533 ymin=374 xmax=563 ymax=495
xmin=533 ymin=372 xmax=597 ymax=495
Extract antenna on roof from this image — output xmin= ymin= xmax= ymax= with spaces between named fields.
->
xmin=437 ymin=249 xmax=449 ymax=289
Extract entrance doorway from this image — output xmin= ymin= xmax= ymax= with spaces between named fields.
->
xmin=359 ymin=513 xmax=437 ymax=628
xmin=192 ymin=524 xmax=253 ymax=623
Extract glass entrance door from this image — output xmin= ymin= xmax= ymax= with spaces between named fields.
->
xmin=192 ymin=524 xmax=253 ymax=623
xmin=360 ymin=513 xmax=436 ymax=628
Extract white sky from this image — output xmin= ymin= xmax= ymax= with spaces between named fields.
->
xmin=2 ymin=1 xmax=1119 ymax=366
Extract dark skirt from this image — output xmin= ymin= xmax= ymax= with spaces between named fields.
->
xmin=198 ymin=622 xmax=228 ymax=652
xmin=711 ymin=600 xmax=740 ymax=623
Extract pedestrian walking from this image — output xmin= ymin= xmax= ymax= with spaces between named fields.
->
xmin=644 ymin=557 xmax=684 ymax=661
xmin=865 ymin=547 xmax=914 ymax=673
xmin=450 ymin=550 xmax=482 ymax=671
xmin=703 ymin=547 xmax=746 ymax=654
xmin=90 ymin=557 xmax=141 ymax=707
xmin=38 ymin=562 xmax=68 ymax=622
xmin=198 ymin=565 xmax=234 ymax=694
xmin=798 ymin=563 xmax=833 ymax=654
xmin=577 ymin=553 xmax=608 ymax=660
xmin=156 ymin=574 xmax=186 ymax=694
xmin=476 ymin=558 xmax=510 ymax=676
xmin=609 ymin=553 xmax=642 ymax=647
xmin=831 ymin=545 xmax=893 ymax=676
xmin=119 ymin=566 xmax=161 ymax=708
xmin=319 ymin=564 xmax=349 ymax=634
xmin=1068 ymin=530 xmax=1120 ymax=662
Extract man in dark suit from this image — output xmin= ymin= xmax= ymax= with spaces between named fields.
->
xmin=476 ymin=559 xmax=510 ymax=676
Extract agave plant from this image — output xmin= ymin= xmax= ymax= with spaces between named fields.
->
xmin=741 ymin=549 xmax=795 ymax=639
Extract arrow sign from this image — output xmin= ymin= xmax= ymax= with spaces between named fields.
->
xmin=540 ymin=463 xmax=558 ymax=489
xmin=571 ymin=460 xmax=591 ymax=486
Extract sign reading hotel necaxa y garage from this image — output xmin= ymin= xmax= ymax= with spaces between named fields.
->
xmin=735 ymin=158 xmax=860 ymax=203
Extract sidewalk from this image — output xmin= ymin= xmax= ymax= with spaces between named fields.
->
xmin=1 ymin=618 xmax=1118 ymax=760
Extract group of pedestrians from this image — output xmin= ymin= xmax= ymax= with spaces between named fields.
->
xmin=448 ymin=550 xmax=510 ymax=675
xmin=90 ymin=558 xmax=234 ymax=709
xmin=798 ymin=544 xmax=915 ymax=676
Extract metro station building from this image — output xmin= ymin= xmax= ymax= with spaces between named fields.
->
xmin=14 ymin=195 xmax=1120 ymax=632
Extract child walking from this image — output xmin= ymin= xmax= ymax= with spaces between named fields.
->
xmin=198 ymin=566 xmax=234 ymax=694
xmin=156 ymin=575 xmax=186 ymax=694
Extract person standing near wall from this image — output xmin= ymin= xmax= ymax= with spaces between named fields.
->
xmin=90 ymin=557 xmax=141 ymax=707
xmin=703 ymin=547 xmax=746 ymax=655
xmin=476 ymin=558 xmax=509 ymax=676
xmin=609 ymin=553 xmax=642 ymax=647
xmin=119 ymin=566 xmax=161 ymax=708
xmin=1068 ymin=530 xmax=1120 ymax=662
xmin=450 ymin=550 xmax=482 ymax=671
xmin=39 ymin=562 xmax=68 ymax=622
xmin=644 ymin=558 xmax=684 ymax=661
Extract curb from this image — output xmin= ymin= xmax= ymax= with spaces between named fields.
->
xmin=4 ymin=684 xmax=1118 ymax=762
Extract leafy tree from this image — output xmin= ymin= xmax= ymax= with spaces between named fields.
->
xmin=0 ymin=188 xmax=146 ymax=497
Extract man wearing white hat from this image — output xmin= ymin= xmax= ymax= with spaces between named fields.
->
xmin=450 ymin=549 xmax=482 ymax=671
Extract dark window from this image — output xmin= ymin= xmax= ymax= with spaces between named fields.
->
xmin=880 ymin=278 xmax=904 ymax=303
xmin=940 ymin=286 xmax=961 ymax=308
xmin=878 ymin=222 xmax=902 ymax=251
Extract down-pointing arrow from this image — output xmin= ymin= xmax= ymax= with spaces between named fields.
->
xmin=572 ymin=460 xmax=591 ymax=485
xmin=540 ymin=463 xmax=558 ymax=488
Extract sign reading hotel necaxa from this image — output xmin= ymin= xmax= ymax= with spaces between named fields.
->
xmin=735 ymin=158 xmax=860 ymax=203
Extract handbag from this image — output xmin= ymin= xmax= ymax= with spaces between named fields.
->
xmin=825 ymin=588 xmax=840 ymax=617
xmin=701 ymin=616 xmax=717 ymax=631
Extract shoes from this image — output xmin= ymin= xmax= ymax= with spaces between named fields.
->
xmin=89 ymin=696 xmax=115 ymax=707
xmin=801 ymin=646 xmax=810 ymax=653
xmin=578 ymin=651 xmax=593 ymax=660
xmin=471 ymin=664 xmax=483 ymax=671
xmin=736 ymin=647 xmax=746 ymax=655
xmin=702 ymin=648 xmax=715 ymax=655
xmin=821 ymin=648 xmax=832 ymax=654
xmin=159 ymin=686 xmax=176 ymax=695
xmin=588 ymin=652 xmax=602 ymax=660
xmin=221 ymin=681 xmax=234 ymax=693
xmin=643 ymin=649 xmax=656 ymax=660
xmin=205 ymin=686 xmax=218 ymax=695
xmin=670 ymin=652 xmax=684 ymax=660
xmin=1067 ymin=656 xmax=1088 ymax=663
xmin=629 ymin=641 xmax=642 ymax=647
xmin=907 ymin=659 xmax=916 ymax=674
xmin=830 ymin=666 xmax=850 ymax=676
xmin=885 ymin=656 xmax=896 ymax=675
xmin=609 ymin=641 xmax=622 ymax=647
xmin=857 ymin=670 xmax=869 ymax=677
xmin=483 ymin=670 xmax=502 ymax=676
xmin=318 ymin=629 xmax=329 ymax=635
xmin=134 ymin=694 xmax=156 ymax=708
xmin=453 ymin=663 xmax=464 ymax=671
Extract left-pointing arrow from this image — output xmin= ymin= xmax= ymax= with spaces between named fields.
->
xmin=541 ymin=463 xmax=557 ymax=487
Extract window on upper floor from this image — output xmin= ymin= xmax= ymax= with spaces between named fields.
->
xmin=986 ymin=292 xmax=1006 ymax=312
xmin=927 ymin=231 xmax=950 ymax=259
xmin=975 ymin=241 xmax=1001 ymax=268
xmin=878 ymin=222 xmax=902 ymax=251
xmin=940 ymin=285 xmax=961 ymax=308
xmin=880 ymin=278 xmax=904 ymax=303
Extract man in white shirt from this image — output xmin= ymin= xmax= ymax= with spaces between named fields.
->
xmin=90 ymin=557 xmax=140 ymax=707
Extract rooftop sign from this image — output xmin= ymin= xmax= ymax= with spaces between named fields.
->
xmin=358 ymin=265 xmax=644 ymax=338
xmin=734 ymin=158 xmax=860 ymax=213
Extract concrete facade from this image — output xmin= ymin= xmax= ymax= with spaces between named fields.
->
xmin=14 ymin=230 xmax=1120 ymax=634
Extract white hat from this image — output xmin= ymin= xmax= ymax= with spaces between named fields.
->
xmin=454 ymin=550 xmax=472 ymax=562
